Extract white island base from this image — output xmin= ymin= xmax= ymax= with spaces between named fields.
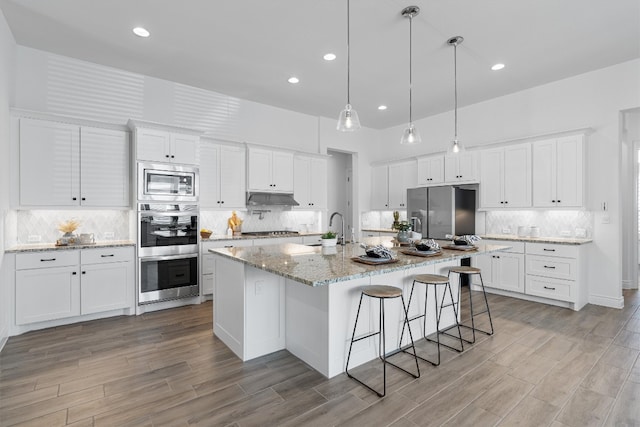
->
xmin=213 ymin=255 xmax=460 ymax=378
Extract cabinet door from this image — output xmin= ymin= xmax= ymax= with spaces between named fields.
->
xmin=16 ymin=266 xmax=80 ymax=324
xmin=80 ymin=127 xmax=130 ymax=207
xmin=371 ymin=165 xmax=389 ymax=209
xmin=19 ymin=118 xmax=80 ymax=207
xmin=199 ymin=143 xmax=221 ymax=208
xmin=271 ymin=151 xmax=294 ymax=192
xmin=293 ymin=156 xmax=311 ymax=208
xmin=532 ymin=139 xmax=556 ymax=207
xmin=472 ymin=253 xmax=494 ymax=287
xmin=428 ymin=156 xmax=445 ymax=184
xmin=457 ymin=153 xmax=477 ymax=181
xmin=479 ymin=149 xmax=504 ymax=208
xmin=495 ymin=253 xmax=525 ymax=292
xmin=555 ymin=135 xmax=583 ymax=207
xmin=503 ymin=144 xmax=531 ymax=208
xmin=136 ymin=128 xmax=170 ymax=162
xmin=247 ymin=148 xmax=272 ymax=191
xmin=81 ymin=262 xmax=132 ymax=314
xmin=444 ymin=156 xmax=459 ymax=182
xmin=171 ymin=133 xmax=199 ymax=165
xmin=388 ymin=163 xmax=406 ymax=209
xmin=219 ymin=145 xmax=247 ymax=208
xmin=309 ymin=157 xmax=328 ymax=209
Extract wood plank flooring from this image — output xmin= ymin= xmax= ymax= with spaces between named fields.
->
xmin=1 ymin=289 xmax=639 ymax=426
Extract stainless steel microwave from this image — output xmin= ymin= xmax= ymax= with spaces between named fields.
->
xmin=138 ymin=162 xmax=199 ymax=202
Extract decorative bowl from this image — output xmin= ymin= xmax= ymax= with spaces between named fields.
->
xmin=200 ymin=231 xmax=213 ymax=239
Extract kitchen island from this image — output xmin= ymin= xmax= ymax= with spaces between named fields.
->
xmin=209 ymin=238 xmax=510 ymax=378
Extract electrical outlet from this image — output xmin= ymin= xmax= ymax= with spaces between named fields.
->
xmin=560 ymin=230 xmax=571 ymax=237
xmin=255 ymin=281 xmax=263 ymax=296
xmin=27 ymin=235 xmax=41 ymax=243
xmin=575 ymin=228 xmax=587 ymax=238
xmin=502 ymin=227 xmax=511 ymax=234
xmin=104 ymin=231 xmax=115 ymax=239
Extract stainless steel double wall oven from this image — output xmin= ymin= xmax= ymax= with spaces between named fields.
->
xmin=137 ymin=163 xmax=200 ymax=304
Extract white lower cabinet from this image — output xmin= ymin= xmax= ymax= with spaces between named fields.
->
xmin=15 ymin=247 xmax=134 ymax=325
xmin=201 ymin=239 xmax=254 ymax=297
xmin=473 ymin=241 xmax=525 ymax=293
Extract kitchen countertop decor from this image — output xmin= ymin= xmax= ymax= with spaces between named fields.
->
xmin=481 ymin=234 xmax=592 ymax=245
xmin=6 ymin=240 xmax=135 ymax=253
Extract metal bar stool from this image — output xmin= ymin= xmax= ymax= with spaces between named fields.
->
xmin=447 ymin=266 xmax=494 ymax=344
xmin=400 ymin=274 xmax=464 ymax=366
xmin=345 ymin=285 xmax=420 ymax=397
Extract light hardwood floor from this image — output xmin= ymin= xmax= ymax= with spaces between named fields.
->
xmin=1 ymin=289 xmax=639 ymax=427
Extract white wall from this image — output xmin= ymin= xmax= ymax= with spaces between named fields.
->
xmin=0 ymin=9 xmax=16 ymax=349
xmin=378 ymin=59 xmax=640 ymax=308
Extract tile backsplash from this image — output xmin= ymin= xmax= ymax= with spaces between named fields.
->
xmin=10 ymin=210 xmax=132 ymax=245
xmin=361 ymin=210 xmax=407 ymax=230
xmin=485 ymin=210 xmax=593 ymax=238
xmin=200 ymin=209 xmax=322 ymax=234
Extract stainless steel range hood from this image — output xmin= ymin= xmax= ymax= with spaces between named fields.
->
xmin=246 ymin=192 xmax=300 ymax=207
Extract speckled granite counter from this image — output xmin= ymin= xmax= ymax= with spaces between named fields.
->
xmin=481 ymin=234 xmax=592 ymax=245
xmin=209 ymin=238 xmax=510 ymax=286
xmin=6 ymin=240 xmax=135 ymax=253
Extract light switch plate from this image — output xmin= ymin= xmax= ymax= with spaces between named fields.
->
xmin=27 ymin=235 xmax=41 ymax=243
xmin=560 ymin=230 xmax=571 ymax=237
xmin=502 ymin=227 xmax=511 ymax=234
xmin=575 ymin=228 xmax=587 ymax=238
xmin=104 ymin=231 xmax=115 ymax=239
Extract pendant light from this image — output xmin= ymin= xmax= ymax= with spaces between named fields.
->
xmin=447 ymin=36 xmax=465 ymax=154
xmin=337 ymin=0 xmax=361 ymax=131
xmin=400 ymin=6 xmax=421 ymax=145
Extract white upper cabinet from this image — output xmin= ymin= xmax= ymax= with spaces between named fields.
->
xmin=200 ymin=142 xmax=246 ymax=209
xmin=480 ymin=144 xmax=531 ymax=209
xmin=294 ymin=155 xmax=327 ymax=209
xmin=19 ymin=118 xmax=130 ymax=208
xmin=80 ymin=127 xmax=130 ymax=207
xmin=388 ymin=161 xmax=417 ymax=209
xmin=417 ymin=155 xmax=444 ymax=185
xmin=371 ymin=165 xmax=390 ymax=210
xmin=532 ymin=135 xmax=584 ymax=208
xmin=444 ymin=152 xmax=477 ymax=183
xmin=247 ymin=147 xmax=294 ymax=193
xmin=371 ymin=161 xmax=416 ymax=210
xmin=135 ymin=127 xmax=199 ymax=165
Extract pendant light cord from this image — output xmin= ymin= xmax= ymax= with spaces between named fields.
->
xmin=453 ymin=42 xmax=457 ymax=140
xmin=346 ymin=0 xmax=351 ymax=106
xmin=408 ymin=12 xmax=413 ymax=125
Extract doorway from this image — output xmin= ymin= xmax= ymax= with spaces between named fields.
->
xmin=622 ymin=108 xmax=640 ymax=290
xmin=327 ymin=150 xmax=355 ymax=239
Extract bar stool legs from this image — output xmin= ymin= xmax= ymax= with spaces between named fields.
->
xmin=345 ymin=285 xmax=420 ymax=397
xmin=447 ymin=267 xmax=494 ymax=344
xmin=401 ymin=274 xmax=464 ymax=366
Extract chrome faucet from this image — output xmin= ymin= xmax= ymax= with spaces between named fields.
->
xmin=329 ymin=212 xmax=345 ymax=245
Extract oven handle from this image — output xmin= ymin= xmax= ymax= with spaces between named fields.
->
xmin=140 ymin=211 xmax=198 ymax=218
xmin=140 ymin=253 xmax=198 ymax=262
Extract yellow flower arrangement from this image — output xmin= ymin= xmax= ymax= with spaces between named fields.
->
xmin=58 ymin=219 xmax=81 ymax=234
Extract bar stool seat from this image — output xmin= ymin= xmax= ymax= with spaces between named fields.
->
xmin=448 ymin=266 xmax=494 ymax=344
xmin=346 ymin=284 xmax=420 ymax=397
xmin=401 ymin=274 xmax=464 ymax=366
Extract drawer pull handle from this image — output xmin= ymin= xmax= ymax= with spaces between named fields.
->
xmin=224 ymin=245 xmax=234 ymax=248
xmin=40 ymin=258 xmax=56 ymax=262
xmin=101 ymin=254 xmax=115 ymax=257
xmin=175 ymin=273 xmax=185 ymax=277
xmin=543 ymin=286 xmax=556 ymax=290
xmin=543 ymin=248 xmax=556 ymax=252
xmin=72 ymin=271 xmax=77 ymax=275
xmin=543 ymin=265 xmax=556 ymax=269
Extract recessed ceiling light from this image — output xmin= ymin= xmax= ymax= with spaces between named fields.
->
xmin=287 ymin=77 xmax=299 ymax=84
xmin=378 ymin=105 xmax=388 ymax=110
xmin=491 ymin=63 xmax=505 ymax=71
xmin=132 ymin=27 xmax=150 ymax=38
xmin=323 ymin=53 xmax=337 ymax=61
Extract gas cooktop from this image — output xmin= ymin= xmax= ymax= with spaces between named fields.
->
xmin=241 ymin=230 xmax=300 ymax=237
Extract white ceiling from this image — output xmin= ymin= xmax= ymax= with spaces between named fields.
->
xmin=1 ymin=0 xmax=639 ymax=129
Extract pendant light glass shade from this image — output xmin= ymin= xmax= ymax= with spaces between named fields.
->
xmin=447 ymin=36 xmax=465 ymax=154
xmin=401 ymin=124 xmax=421 ymax=145
xmin=401 ymin=6 xmax=420 ymax=145
xmin=337 ymin=0 xmax=361 ymax=132
xmin=337 ymin=104 xmax=360 ymax=131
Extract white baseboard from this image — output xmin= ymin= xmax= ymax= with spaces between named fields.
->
xmin=588 ymin=293 xmax=624 ymax=309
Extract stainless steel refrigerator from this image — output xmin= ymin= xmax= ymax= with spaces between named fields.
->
xmin=407 ymin=186 xmax=476 ymax=239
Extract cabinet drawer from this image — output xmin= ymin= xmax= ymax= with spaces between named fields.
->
xmin=526 ymin=243 xmax=577 ymax=258
xmin=81 ymin=246 xmax=134 ymax=264
xmin=16 ymin=250 xmax=79 ymax=270
xmin=526 ymin=255 xmax=577 ymax=280
xmin=526 ymin=275 xmax=574 ymax=302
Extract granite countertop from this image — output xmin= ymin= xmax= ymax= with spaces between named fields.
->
xmin=481 ymin=234 xmax=593 ymax=245
xmin=209 ymin=237 xmax=510 ymax=287
xmin=202 ymin=232 xmax=323 ymax=242
xmin=6 ymin=240 xmax=136 ymax=253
